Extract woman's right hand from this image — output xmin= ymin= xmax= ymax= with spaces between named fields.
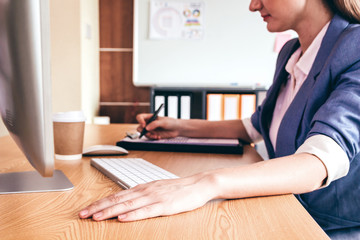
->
xmin=136 ymin=113 xmax=182 ymax=139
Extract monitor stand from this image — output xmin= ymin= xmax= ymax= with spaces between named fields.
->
xmin=0 ymin=170 xmax=74 ymax=194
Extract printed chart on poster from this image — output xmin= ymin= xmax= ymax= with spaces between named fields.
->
xmin=134 ymin=0 xmax=295 ymax=88
xmin=150 ymin=1 xmax=205 ymax=40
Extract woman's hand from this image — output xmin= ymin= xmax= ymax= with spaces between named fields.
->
xmin=136 ymin=114 xmax=182 ymax=139
xmin=79 ymin=173 xmax=217 ymax=222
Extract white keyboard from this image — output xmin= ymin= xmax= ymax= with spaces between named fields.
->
xmin=91 ymin=158 xmax=179 ymax=189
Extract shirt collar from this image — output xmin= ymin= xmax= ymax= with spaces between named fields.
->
xmin=285 ymin=22 xmax=330 ymax=77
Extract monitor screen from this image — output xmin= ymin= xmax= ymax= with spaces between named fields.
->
xmin=0 ymin=0 xmax=73 ymax=194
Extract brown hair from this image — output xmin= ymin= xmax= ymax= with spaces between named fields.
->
xmin=327 ymin=0 xmax=360 ymax=23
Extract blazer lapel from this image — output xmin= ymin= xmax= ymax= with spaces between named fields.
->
xmin=275 ymin=14 xmax=350 ymax=157
xmin=260 ymin=40 xmax=300 ymax=158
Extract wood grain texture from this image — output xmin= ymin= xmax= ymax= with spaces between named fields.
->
xmin=100 ymin=52 xmax=150 ymax=103
xmin=100 ymin=105 xmax=150 ymax=123
xmin=99 ymin=0 xmax=134 ymax=48
xmin=99 ymin=0 xmax=151 ymax=123
xmin=0 ymin=124 xmax=329 ymax=240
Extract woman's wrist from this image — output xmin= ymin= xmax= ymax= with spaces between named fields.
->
xmin=189 ymin=170 xmax=225 ymax=201
xmin=176 ymin=119 xmax=192 ymax=136
xmin=177 ymin=119 xmax=208 ymax=137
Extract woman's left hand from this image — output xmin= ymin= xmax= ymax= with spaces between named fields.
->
xmin=79 ymin=173 xmax=217 ymax=222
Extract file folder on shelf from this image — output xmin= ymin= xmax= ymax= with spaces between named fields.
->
xmin=154 ymin=95 xmax=165 ymax=117
xmin=180 ymin=95 xmax=191 ymax=119
xmin=240 ymin=94 xmax=256 ymax=119
xmin=223 ymin=94 xmax=241 ymax=120
xmin=206 ymin=94 xmax=223 ymax=121
xmin=167 ymin=96 xmax=179 ymax=119
xmin=117 ymin=137 xmax=244 ymax=154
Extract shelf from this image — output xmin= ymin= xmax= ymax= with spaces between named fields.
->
xmin=150 ymin=87 xmax=266 ymax=120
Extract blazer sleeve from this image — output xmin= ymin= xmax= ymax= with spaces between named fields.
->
xmin=308 ymin=60 xmax=360 ymax=162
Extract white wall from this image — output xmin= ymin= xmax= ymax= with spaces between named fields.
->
xmin=51 ymin=0 xmax=100 ymax=121
xmin=50 ymin=0 xmax=82 ymax=112
xmin=80 ymin=0 xmax=100 ymax=123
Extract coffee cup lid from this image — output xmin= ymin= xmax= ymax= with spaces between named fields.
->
xmin=53 ymin=111 xmax=86 ymax=122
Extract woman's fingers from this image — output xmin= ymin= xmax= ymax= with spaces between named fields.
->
xmin=136 ymin=114 xmax=165 ymax=137
xmin=136 ymin=113 xmax=153 ymax=132
xmin=91 ymin=194 xmax=158 ymax=221
xmin=79 ymin=187 xmax=141 ymax=219
xmin=135 ymin=115 xmax=180 ymax=139
xmin=79 ymin=180 xmax=169 ymax=220
xmin=118 ymin=203 xmax=165 ymax=222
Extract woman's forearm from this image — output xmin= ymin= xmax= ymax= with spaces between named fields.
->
xmin=206 ymin=153 xmax=327 ymax=200
xmin=178 ymin=119 xmax=252 ymax=142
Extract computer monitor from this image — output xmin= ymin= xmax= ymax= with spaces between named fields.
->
xmin=0 ymin=0 xmax=73 ymax=194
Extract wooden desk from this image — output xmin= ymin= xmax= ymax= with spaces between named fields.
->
xmin=0 ymin=124 xmax=329 ymax=239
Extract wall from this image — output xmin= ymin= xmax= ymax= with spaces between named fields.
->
xmin=99 ymin=0 xmax=150 ymax=123
xmin=81 ymin=0 xmax=100 ymax=122
xmin=50 ymin=0 xmax=82 ymax=112
xmin=51 ymin=0 xmax=99 ymax=121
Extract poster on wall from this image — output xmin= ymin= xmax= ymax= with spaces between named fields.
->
xmin=149 ymin=0 xmax=205 ymax=40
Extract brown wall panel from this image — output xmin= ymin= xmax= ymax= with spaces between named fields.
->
xmin=99 ymin=0 xmax=134 ymax=48
xmin=100 ymin=105 xmax=150 ymax=123
xmin=100 ymin=52 xmax=150 ymax=102
xmin=99 ymin=0 xmax=150 ymax=123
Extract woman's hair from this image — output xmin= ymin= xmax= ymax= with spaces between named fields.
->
xmin=327 ymin=0 xmax=360 ymax=23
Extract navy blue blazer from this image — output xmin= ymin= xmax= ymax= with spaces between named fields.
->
xmin=251 ymin=14 xmax=360 ymax=230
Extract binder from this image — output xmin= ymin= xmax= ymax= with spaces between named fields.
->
xmin=180 ymin=95 xmax=191 ymax=119
xmin=154 ymin=95 xmax=165 ymax=117
xmin=240 ymin=94 xmax=256 ymax=119
xmin=167 ymin=96 xmax=178 ymax=118
xmin=117 ymin=137 xmax=244 ymax=154
xmin=223 ymin=94 xmax=241 ymax=120
xmin=206 ymin=94 xmax=223 ymax=121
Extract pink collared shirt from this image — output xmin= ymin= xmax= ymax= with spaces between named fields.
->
xmin=269 ymin=23 xmax=329 ymax=148
xmin=243 ymin=22 xmax=349 ymax=187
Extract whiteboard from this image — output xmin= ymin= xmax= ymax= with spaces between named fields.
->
xmin=133 ymin=0 xmax=278 ymax=88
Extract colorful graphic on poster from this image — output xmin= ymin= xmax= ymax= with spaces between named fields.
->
xmin=149 ymin=1 xmax=205 ymax=40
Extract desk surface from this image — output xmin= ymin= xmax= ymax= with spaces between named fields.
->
xmin=0 ymin=124 xmax=328 ymax=240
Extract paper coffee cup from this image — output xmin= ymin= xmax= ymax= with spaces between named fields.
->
xmin=53 ymin=111 xmax=86 ymax=160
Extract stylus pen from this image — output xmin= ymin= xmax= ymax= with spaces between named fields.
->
xmin=139 ymin=103 xmax=164 ymax=138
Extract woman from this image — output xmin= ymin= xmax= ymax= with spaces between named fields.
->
xmin=80 ymin=0 xmax=360 ymax=237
